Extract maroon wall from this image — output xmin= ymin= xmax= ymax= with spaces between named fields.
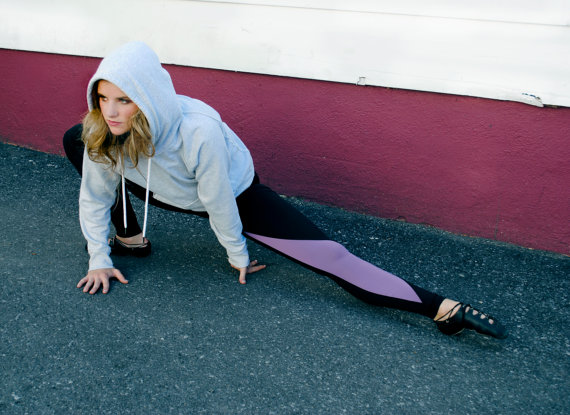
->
xmin=1 ymin=49 xmax=569 ymax=254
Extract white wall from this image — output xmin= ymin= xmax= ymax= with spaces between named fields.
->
xmin=1 ymin=0 xmax=569 ymax=107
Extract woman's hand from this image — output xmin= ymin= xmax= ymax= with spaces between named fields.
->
xmin=232 ymin=260 xmax=266 ymax=284
xmin=77 ymin=268 xmax=128 ymax=294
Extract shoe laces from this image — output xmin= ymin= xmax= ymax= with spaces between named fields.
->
xmin=465 ymin=305 xmax=496 ymax=325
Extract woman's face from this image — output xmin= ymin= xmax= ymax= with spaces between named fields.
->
xmin=97 ymin=80 xmax=139 ymax=136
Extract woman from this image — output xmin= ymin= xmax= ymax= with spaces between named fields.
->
xmin=63 ymin=41 xmax=507 ymax=339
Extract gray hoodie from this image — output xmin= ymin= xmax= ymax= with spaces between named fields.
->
xmin=80 ymin=42 xmax=254 ymax=271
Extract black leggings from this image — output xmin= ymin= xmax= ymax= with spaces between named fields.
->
xmin=64 ymin=124 xmax=445 ymax=318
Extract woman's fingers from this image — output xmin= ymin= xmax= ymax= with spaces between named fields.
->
xmin=113 ymin=269 xmax=129 ymax=285
xmin=77 ymin=268 xmax=127 ymax=294
xmin=232 ymin=260 xmax=266 ymax=284
xmin=101 ymin=277 xmax=110 ymax=294
xmin=239 ymin=267 xmax=247 ymax=285
xmin=77 ymin=277 xmax=88 ymax=288
xmin=89 ymin=279 xmax=101 ymax=295
xmin=83 ymin=277 xmax=94 ymax=293
xmin=247 ymin=260 xmax=266 ymax=274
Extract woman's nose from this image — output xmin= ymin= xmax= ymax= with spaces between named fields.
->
xmin=103 ymin=103 xmax=119 ymax=118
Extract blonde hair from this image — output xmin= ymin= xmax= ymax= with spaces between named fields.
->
xmin=82 ymin=81 xmax=154 ymax=169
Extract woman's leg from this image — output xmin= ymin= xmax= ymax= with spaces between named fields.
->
xmin=236 ymin=180 xmax=444 ymax=318
xmin=236 ymin=180 xmax=508 ymax=338
xmin=62 ymin=124 xmax=86 ymax=175
xmin=63 ymin=124 xmax=142 ymax=238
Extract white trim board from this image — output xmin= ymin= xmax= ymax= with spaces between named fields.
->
xmin=1 ymin=0 xmax=569 ymax=107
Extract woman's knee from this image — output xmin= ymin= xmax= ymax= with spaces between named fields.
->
xmin=63 ymin=123 xmax=82 ymax=143
xmin=63 ymin=124 xmax=84 ymax=174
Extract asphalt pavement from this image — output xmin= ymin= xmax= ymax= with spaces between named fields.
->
xmin=1 ymin=142 xmax=568 ymax=414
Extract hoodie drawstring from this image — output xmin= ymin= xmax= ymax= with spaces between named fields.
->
xmin=121 ymin=173 xmax=127 ymax=230
xmin=142 ymin=158 xmax=151 ymax=238
xmin=121 ymin=157 xmax=152 ymax=239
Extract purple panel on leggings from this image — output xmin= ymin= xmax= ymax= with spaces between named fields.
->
xmin=246 ymin=233 xmax=421 ymax=303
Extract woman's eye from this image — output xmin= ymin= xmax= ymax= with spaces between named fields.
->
xmin=120 ymin=99 xmax=131 ymax=104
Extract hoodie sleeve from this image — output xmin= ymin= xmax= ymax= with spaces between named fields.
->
xmin=79 ymin=150 xmax=120 ymax=271
xmin=190 ymin=123 xmax=250 ymax=269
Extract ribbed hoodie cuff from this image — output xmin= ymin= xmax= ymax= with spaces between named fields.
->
xmin=228 ymin=253 xmax=250 ymax=269
xmin=89 ymin=252 xmax=114 ymax=271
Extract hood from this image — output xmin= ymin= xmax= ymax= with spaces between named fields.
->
xmin=86 ymin=41 xmax=183 ymax=147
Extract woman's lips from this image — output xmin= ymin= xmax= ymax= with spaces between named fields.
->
xmin=107 ymin=120 xmax=121 ymax=127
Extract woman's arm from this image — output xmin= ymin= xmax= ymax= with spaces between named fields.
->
xmin=192 ymin=124 xmax=250 ymax=267
xmin=188 ymin=121 xmax=267 ymax=282
xmin=79 ymin=150 xmax=121 ymax=282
